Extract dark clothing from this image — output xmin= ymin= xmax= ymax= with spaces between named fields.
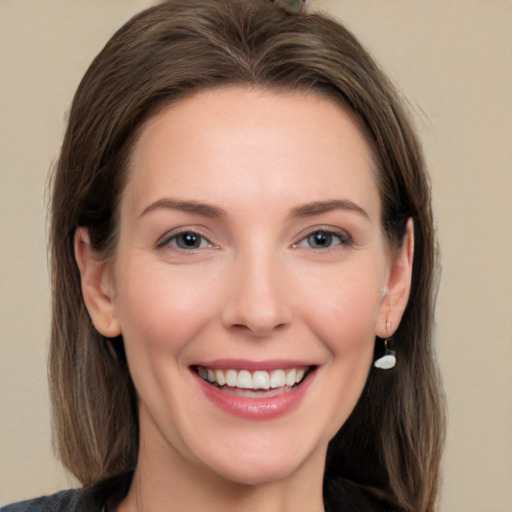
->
xmin=2 ymin=471 xmax=397 ymax=511
xmin=1 ymin=472 xmax=132 ymax=512
xmin=324 ymin=475 xmax=401 ymax=512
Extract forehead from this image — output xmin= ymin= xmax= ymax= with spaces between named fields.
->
xmin=125 ymin=86 xmax=380 ymax=220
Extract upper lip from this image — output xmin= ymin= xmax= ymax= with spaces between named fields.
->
xmin=190 ymin=359 xmax=318 ymax=371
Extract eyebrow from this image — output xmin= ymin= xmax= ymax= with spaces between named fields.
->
xmin=140 ymin=198 xmax=370 ymax=221
xmin=140 ymin=198 xmax=227 ymax=219
xmin=289 ymin=199 xmax=370 ymax=220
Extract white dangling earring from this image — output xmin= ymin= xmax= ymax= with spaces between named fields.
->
xmin=373 ymin=338 xmax=396 ymax=370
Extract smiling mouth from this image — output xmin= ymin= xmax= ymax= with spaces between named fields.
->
xmin=194 ymin=366 xmax=312 ymax=396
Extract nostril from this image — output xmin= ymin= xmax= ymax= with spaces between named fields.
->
xmin=230 ymin=321 xmax=287 ymax=338
xmin=220 ymin=271 xmax=292 ymax=336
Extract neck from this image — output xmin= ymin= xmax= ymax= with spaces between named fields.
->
xmin=117 ymin=424 xmax=326 ymax=512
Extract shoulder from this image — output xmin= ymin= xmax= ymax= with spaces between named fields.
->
xmin=324 ymin=476 xmax=403 ymax=512
xmin=1 ymin=489 xmax=88 ymax=512
xmin=2 ymin=471 xmax=132 ymax=512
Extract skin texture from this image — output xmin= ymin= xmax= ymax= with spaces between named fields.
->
xmin=75 ymin=87 xmax=413 ymax=512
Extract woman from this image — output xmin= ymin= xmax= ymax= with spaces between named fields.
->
xmin=3 ymin=0 xmax=445 ymax=511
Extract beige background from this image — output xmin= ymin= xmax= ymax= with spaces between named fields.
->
xmin=1 ymin=1 xmax=511 ymax=510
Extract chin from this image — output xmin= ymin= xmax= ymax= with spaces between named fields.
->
xmin=193 ymin=430 xmax=324 ymax=487
xmin=210 ymin=455 xmax=304 ymax=486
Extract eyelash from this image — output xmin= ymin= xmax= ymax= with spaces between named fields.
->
xmin=157 ymin=229 xmax=216 ymax=251
xmin=293 ymin=228 xmax=353 ymax=250
xmin=157 ymin=227 xmax=353 ymax=252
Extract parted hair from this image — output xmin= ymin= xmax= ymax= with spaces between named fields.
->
xmin=49 ymin=1 xmax=445 ymax=511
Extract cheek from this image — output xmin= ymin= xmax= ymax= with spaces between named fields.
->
xmin=113 ymin=259 xmax=221 ymax=359
xmin=298 ymin=263 xmax=383 ymax=355
xmin=292 ymin=263 xmax=384 ymax=442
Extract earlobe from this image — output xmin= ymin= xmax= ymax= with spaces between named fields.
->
xmin=74 ymin=228 xmax=122 ymax=338
xmin=376 ymin=218 xmax=414 ymax=338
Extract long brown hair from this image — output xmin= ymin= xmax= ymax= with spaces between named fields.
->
xmin=49 ymin=1 xmax=445 ymax=510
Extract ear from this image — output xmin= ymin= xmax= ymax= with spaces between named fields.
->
xmin=376 ymin=218 xmax=414 ymax=338
xmin=74 ymin=228 xmax=122 ymax=338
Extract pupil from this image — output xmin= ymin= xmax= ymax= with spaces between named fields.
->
xmin=310 ymin=231 xmax=331 ymax=248
xmin=181 ymin=232 xmax=198 ymax=247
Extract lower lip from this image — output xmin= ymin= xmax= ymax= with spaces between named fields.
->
xmin=194 ymin=370 xmax=314 ymax=420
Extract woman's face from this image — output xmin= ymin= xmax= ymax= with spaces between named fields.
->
xmin=82 ymin=87 xmax=411 ymax=486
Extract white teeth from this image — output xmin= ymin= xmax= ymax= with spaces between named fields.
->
xmin=253 ymin=371 xmax=271 ymax=390
xmin=226 ymin=369 xmax=238 ymax=387
xmin=270 ymin=369 xmax=286 ymax=388
xmin=215 ymin=369 xmax=226 ymax=386
xmin=237 ymin=370 xmax=252 ymax=389
xmin=197 ymin=366 xmax=309 ymax=390
xmin=286 ymin=369 xmax=296 ymax=387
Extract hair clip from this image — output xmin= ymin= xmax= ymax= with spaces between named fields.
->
xmin=271 ymin=0 xmax=307 ymax=15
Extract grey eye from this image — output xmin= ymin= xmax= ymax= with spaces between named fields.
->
xmin=306 ymin=231 xmax=336 ymax=248
xmin=171 ymin=231 xmax=208 ymax=250
xmin=294 ymin=229 xmax=352 ymax=250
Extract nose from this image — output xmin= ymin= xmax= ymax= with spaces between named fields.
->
xmin=221 ymin=250 xmax=292 ymax=338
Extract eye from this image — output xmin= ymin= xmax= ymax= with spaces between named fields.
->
xmin=160 ymin=230 xmax=212 ymax=250
xmin=294 ymin=229 xmax=352 ymax=250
